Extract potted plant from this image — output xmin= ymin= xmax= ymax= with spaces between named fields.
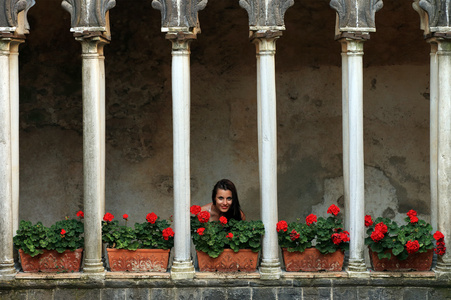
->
xmin=190 ymin=205 xmax=265 ymax=272
xmin=102 ymin=212 xmax=174 ymax=272
xmin=276 ymin=204 xmax=349 ymax=272
xmin=365 ymin=209 xmax=446 ymax=271
xmin=13 ymin=211 xmax=84 ymax=272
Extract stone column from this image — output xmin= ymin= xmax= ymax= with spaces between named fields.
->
xmin=340 ymin=37 xmax=367 ymax=273
xmin=252 ymin=31 xmax=282 ymax=280
xmin=429 ymin=42 xmax=438 ymax=233
xmin=167 ymin=33 xmax=195 ymax=280
xmin=434 ymin=37 xmax=451 ymax=275
xmin=76 ymin=35 xmax=108 ymax=276
xmin=0 ymin=37 xmax=15 ymax=280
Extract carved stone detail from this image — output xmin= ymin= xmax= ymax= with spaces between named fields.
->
xmin=61 ymin=0 xmax=116 ymax=31
xmin=415 ymin=0 xmax=451 ymax=33
xmin=239 ymin=0 xmax=294 ymax=30
xmin=152 ymin=0 xmax=208 ymax=32
xmin=330 ymin=0 xmax=383 ymax=32
xmin=0 ymin=0 xmax=34 ymax=32
xmin=196 ymin=249 xmax=259 ymax=272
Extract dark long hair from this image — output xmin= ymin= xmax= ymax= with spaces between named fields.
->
xmin=211 ymin=179 xmax=242 ymax=221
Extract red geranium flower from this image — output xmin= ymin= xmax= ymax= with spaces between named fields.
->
xmin=103 ymin=212 xmax=114 ymax=222
xmin=364 ymin=215 xmax=373 ymax=227
xmin=226 ymin=233 xmax=233 ymax=239
xmin=276 ymin=220 xmax=288 ymax=232
xmin=406 ymin=209 xmax=417 ymax=218
xmin=331 ymin=233 xmax=342 ymax=245
xmin=197 ymin=228 xmax=205 ymax=236
xmin=306 ymin=214 xmax=317 ymax=226
xmin=433 ymin=231 xmax=445 ymax=241
xmin=197 ymin=211 xmax=210 ymax=223
xmin=123 ymin=214 xmax=128 ymax=221
xmin=340 ymin=231 xmax=350 ymax=242
xmin=370 ymin=230 xmax=385 ymax=242
xmin=162 ymin=227 xmax=175 ymax=240
xmin=190 ymin=205 xmax=201 ymax=215
xmin=327 ymin=204 xmax=340 ymax=216
xmin=435 ymin=241 xmax=446 ymax=256
xmin=60 ymin=229 xmax=66 ymax=236
xmin=406 ymin=240 xmax=420 ymax=254
xmin=146 ymin=212 xmax=158 ymax=224
xmin=374 ymin=222 xmax=388 ymax=234
xmin=219 ymin=216 xmax=227 ymax=225
xmin=409 ymin=216 xmax=419 ymax=223
xmin=76 ymin=211 xmax=84 ymax=219
xmin=289 ymin=229 xmax=300 ymax=241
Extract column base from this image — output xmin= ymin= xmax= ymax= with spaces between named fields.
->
xmin=259 ymin=259 xmax=281 ymax=280
xmin=170 ymin=260 xmax=195 ymax=280
xmin=435 ymin=258 xmax=451 ymax=278
xmin=83 ymin=258 xmax=105 ymax=274
xmin=347 ymin=258 xmax=367 ymax=273
xmin=0 ymin=260 xmax=17 ymax=281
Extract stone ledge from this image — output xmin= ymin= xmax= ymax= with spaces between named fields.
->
xmin=282 ymin=271 xmax=348 ymax=279
xmin=369 ymin=271 xmax=435 ymax=278
xmin=195 ymin=272 xmax=260 ymax=279
xmin=15 ymin=272 xmax=82 ymax=280
xmin=106 ymin=272 xmax=170 ymax=279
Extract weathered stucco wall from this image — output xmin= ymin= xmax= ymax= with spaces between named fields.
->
xmin=18 ymin=0 xmax=432 ymax=226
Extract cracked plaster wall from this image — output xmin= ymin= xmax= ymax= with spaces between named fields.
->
xmin=18 ymin=0 xmax=432 ymax=226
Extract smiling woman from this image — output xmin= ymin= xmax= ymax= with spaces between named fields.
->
xmin=200 ymin=179 xmax=246 ymax=222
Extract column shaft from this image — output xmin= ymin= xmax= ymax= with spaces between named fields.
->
xmin=78 ymin=37 xmax=107 ymax=275
xmin=254 ymin=35 xmax=281 ymax=279
xmin=429 ymin=43 xmax=438 ymax=232
xmin=0 ymin=39 xmax=15 ymax=280
xmin=436 ymin=39 xmax=451 ymax=273
xmin=341 ymin=39 xmax=366 ymax=273
xmin=170 ymin=37 xmax=195 ymax=280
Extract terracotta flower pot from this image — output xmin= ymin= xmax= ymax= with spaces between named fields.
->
xmin=369 ymin=248 xmax=433 ymax=271
xmin=19 ymin=248 xmax=83 ymax=273
xmin=282 ymin=247 xmax=344 ymax=272
xmin=196 ymin=249 xmax=259 ymax=272
xmin=107 ymin=248 xmax=170 ymax=272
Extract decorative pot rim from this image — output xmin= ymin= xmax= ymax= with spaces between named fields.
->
xmin=19 ymin=248 xmax=83 ymax=254
xmin=281 ymin=247 xmax=344 ymax=254
xmin=107 ymin=248 xmax=170 ymax=253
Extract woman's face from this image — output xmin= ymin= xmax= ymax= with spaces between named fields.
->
xmin=215 ymin=189 xmax=233 ymax=213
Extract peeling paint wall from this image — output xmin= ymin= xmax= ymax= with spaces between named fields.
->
xmin=18 ymin=0 xmax=432 ymax=227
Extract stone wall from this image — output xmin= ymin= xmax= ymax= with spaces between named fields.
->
xmin=18 ymin=0 xmax=432 ymax=225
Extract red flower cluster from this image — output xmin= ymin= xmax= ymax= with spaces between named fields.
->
xmin=162 ymin=227 xmax=175 ymax=240
xmin=370 ymin=222 xmax=387 ymax=242
xmin=146 ymin=212 xmax=158 ymax=224
xmin=289 ymin=229 xmax=300 ymax=241
xmin=434 ymin=231 xmax=446 ymax=256
xmin=327 ymin=204 xmax=340 ymax=216
xmin=103 ymin=212 xmax=114 ymax=222
xmin=197 ymin=211 xmax=210 ymax=223
xmin=76 ymin=211 xmax=84 ymax=219
xmin=365 ymin=215 xmax=373 ymax=227
xmin=406 ymin=240 xmax=420 ymax=254
xmin=276 ymin=220 xmax=288 ymax=232
xmin=123 ymin=214 xmax=128 ymax=220
xmin=219 ymin=216 xmax=227 ymax=225
xmin=60 ymin=229 xmax=66 ymax=237
xmin=197 ymin=228 xmax=205 ymax=236
xmin=407 ymin=209 xmax=419 ymax=223
xmin=306 ymin=214 xmax=317 ymax=226
xmin=331 ymin=231 xmax=350 ymax=245
xmin=226 ymin=233 xmax=233 ymax=239
xmin=190 ymin=205 xmax=201 ymax=215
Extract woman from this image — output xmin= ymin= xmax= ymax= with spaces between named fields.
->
xmin=201 ymin=179 xmax=246 ymax=222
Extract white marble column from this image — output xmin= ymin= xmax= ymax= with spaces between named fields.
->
xmin=169 ymin=36 xmax=195 ymax=280
xmin=429 ymin=42 xmax=438 ymax=233
xmin=77 ymin=36 xmax=107 ymax=276
xmin=0 ymin=38 xmax=15 ymax=280
xmin=253 ymin=32 xmax=281 ymax=280
xmin=435 ymin=38 xmax=451 ymax=275
xmin=340 ymin=38 xmax=367 ymax=273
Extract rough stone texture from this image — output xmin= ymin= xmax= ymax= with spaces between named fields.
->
xmin=15 ymin=0 xmax=433 ymax=229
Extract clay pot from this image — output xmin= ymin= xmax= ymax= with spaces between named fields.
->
xmin=196 ymin=249 xmax=259 ymax=272
xmin=369 ymin=248 xmax=433 ymax=271
xmin=19 ymin=248 xmax=83 ymax=272
xmin=107 ymin=248 xmax=170 ymax=272
xmin=282 ymin=247 xmax=344 ymax=272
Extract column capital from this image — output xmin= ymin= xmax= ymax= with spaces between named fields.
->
xmin=75 ymin=34 xmax=109 ymax=56
xmin=413 ymin=0 xmax=451 ymax=35
xmin=239 ymin=0 xmax=294 ymax=31
xmin=0 ymin=0 xmax=34 ymax=37
xmin=330 ymin=0 xmax=383 ymax=35
xmin=251 ymin=31 xmax=281 ymax=55
xmin=339 ymin=38 xmax=365 ymax=53
xmin=61 ymin=0 xmax=116 ymax=39
xmin=152 ymin=0 xmax=208 ymax=34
